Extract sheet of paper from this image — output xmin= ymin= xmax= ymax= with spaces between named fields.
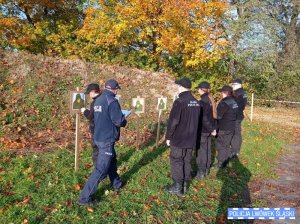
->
xmin=122 ymin=109 xmax=132 ymax=118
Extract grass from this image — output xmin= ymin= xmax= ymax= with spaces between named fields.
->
xmin=0 ymin=121 xmax=290 ymax=223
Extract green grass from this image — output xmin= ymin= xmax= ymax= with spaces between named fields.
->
xmin=0 ymin=121 xmax=290 ymax=223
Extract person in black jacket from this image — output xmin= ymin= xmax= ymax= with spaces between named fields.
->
xmin=165 ymin=77 xmax=201 ymax=196
xmin=195 ymin=81 xmax=217 ymax=179
xmin=78 ymin=79 xmax=127 ymax=206
xmin=81 ymin=83 xmax=101 ymax=167
xmin=231 ymin=79 xmax=247 ymax=158
xmin=214 ymin=86 xmax=238 ymax=168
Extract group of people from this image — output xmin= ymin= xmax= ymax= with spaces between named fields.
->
xmin=165 ymin=78 xmax=247 ymax=196
xmin=77 ymin=77 xmax=247 ymax=205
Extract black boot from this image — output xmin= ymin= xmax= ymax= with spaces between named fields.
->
xmin=205 ymin=169 xmax=210 ymax=176
xmin=212 ymin=161 xmax=227 ymax=169
xmin=164 ymin=182 xmax=183 ymax=196
xmin=195 ymin=170 xmax=205 ymax=180
xmin=183 ymin=181 xmax=190 ymax=194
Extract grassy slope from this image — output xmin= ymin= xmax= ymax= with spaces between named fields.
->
xmin=0 ymin=52 xmax=177 ymax=150
xmin=0 ymin=121 xmax=290 ymax=224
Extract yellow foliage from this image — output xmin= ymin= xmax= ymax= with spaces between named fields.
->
xmin=78 ymin=0 xmax=229 ymax=68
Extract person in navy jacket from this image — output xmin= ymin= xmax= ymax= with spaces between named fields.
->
xmin=78 ymin=79 xmax=127 ymax=206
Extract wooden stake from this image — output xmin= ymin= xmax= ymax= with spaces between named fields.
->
xmin=75 ymin=87 xmax=80 ymax=172
xmin=250 ymin=93 xmax=254 ymax=122
xmin=136 ymin=120 xmax=140 ymax=150
xmin=155 ymin=109 xmax=162 ymax=148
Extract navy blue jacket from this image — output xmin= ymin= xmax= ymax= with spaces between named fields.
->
xmin=93 ymin=89 xmax=127 ymax=143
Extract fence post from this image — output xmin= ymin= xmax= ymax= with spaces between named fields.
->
xmin=250 ymin=93 xmax=254 ymax=122
xmin=74 ymin=87 xmax=81 ymax=172
xmin=155 ymin=109 xmax=162 ymax=148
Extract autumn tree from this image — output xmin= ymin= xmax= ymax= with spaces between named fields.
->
xmin=226 ymin=0 xmax=300 ymax=100
xmin=0 ymin=0 xmax=85 ymax=56
xmin=77 ymin=0 xmax=229 ymax=72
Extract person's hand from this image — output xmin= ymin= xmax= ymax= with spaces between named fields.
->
xmin=166 ymin=140 xmax=170 ymax=146
xmin=80 ymin=107 xmax=86 ymax=113
xmin=211 ymin=130 xmax=217 ymax=136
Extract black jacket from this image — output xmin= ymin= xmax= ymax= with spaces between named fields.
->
xmin=233 ymin=88 xmax=247 ymax=120
xmin=200 ymin=93 xmax=216 ymax=133
xmin=84 ymin=94 xmax=101 ymax=134
xmin=166 ymin=91 xmax=201 ymax=148
xmin=217 ymin=96 xmax=238 ymax=131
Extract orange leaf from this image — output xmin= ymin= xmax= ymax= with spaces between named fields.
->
xmin=87 ymin=207 xmax=94 ymax=213
xmin=17 ymin=196 xmax=31 ymax=206
xmin=143 ymin=204 xmax=151 ymax=211
xmin=74 ymin=184 xmax=81 ymax=191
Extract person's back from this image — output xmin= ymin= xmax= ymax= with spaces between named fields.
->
xmin=214 ymin=86 xmax=238 ymax=169
xmin=93 ymin=89 xmax=126 ymax=143
xmin=200 ymin=92 xmax=216 ymax=133
xmin=195 ymin=81 xmax=216 ymax=179
xmin=231 ymin=78 xmax=247 ymax=157
xmin=166 ymin=91 xmax=201 ymax=148
xmin=165 ymin=77 xmax=201 ymax=196
xmin=217 ymin=96 xmax=238 ymax=131
xmin=233 ymin=87 xmax=247 ymax=120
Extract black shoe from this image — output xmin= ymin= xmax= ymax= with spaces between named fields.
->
xmin=77 ymin=199 xmax=99 ymax=206
xmin=212 ymin=163 xmax=225 ymax=169
xmin=183 ymin=181 xmax=190 ymax=194
xmin=164 ymin=182 xmax=183 ymax=196
xmin=195 ymin=171 xmax=205 ymax=180
xmin=112 ymin=181 xmax=126 ymax=192
xmin=229 ymin=152 xmax=239 ymax=160
xmin=205 ymin=169 xmax=210 ymax=176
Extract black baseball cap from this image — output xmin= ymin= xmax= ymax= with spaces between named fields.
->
xmin=232 ymin=78 xmax=242 ymax=84
xmin=218 ymin=85 xmax=233 ymax=92
xmin=85 ymin=83 xmax=100 ymax=94
xmin=105 ymin=79 xmax=121 ymax=90
xmin=196 ymin=81 xmax=210 ymax=89
xmin=175 ymin=77 xmax=192 ymax=89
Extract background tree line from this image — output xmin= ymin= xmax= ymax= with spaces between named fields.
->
xmin=1 ymin=0 xmax=299 ymax=101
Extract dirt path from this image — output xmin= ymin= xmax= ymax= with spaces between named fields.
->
xmin=245 ymin=107 xmax=300 ymax=223
xmin=244 ymin=107 xmax=300 ymax=128
xmin=252 ymin=143 xmax=300 ymax=224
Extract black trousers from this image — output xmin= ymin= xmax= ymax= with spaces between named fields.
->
xmin=231 ymin=120 xmax=242 ymax=155
xmin=91 ymin=136 xmax=99 ymax=167
xmin=196 ymin=133 xmax=211 ymax=172
xmin=170 ymin=146 xmax=193 ymax=183
xmin=216 ymin=130 xmax=234 ymax=165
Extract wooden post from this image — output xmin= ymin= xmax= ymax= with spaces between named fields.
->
xmin=155 ymin=109 xmax=162 ymax=148
xmin=136 ymin=114 xmax=140 ymax=150
xmin=75 ymin=87 xmax=80 ymax=172
xmin=250 ymin=93 xmax=254 ymax=122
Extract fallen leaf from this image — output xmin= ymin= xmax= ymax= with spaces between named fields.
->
xmin=87 ymin=207 xmax=94 ymax=213
xmin=74 ymin=184 xmax=81 ymax=191
xmin=120 ymin=211 xmax=128 ymax=217
xmin=17 ymin=196 xmax=31 ymax=206
xmin=143 ymin=204 xmax=151 ymax=211
xmin=193 ymin=212 xmax=202 ymax=221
